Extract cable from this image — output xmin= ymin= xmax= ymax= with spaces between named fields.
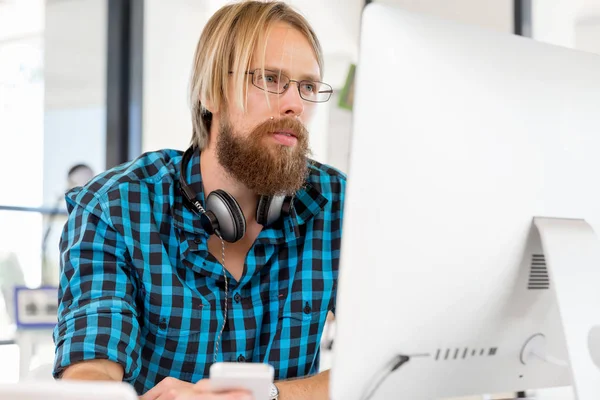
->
xmin=360 ymin=355 xmax=411 ymax=400
xmin=213 ymin=231 xmax=228 ymax=364
xmin=183 ymin=201 xmax=230 ymax=364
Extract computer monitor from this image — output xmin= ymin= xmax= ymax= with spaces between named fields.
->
xmin=0 ymin=381 xmax=138 ymax=400
xmin=331 ymin=3 xmax=600 ymax=400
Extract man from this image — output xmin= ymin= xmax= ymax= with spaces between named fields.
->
xmin=52 ymin=1 xmax=345 ymax=399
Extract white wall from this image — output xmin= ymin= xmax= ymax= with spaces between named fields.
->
xmin=0 ymin=0 xmax=44 ymax=41
xmin=532 ymin=0 xmax=600 ymax=50
xmin=142 ymin=0 xmax=210 ymax=153
xmin=375 ymin=0 xmax=512 ymax=33
xmin=575 ymin=14 xmax=600 ymax=54
xmin=44 ymin=0 xmax=107 ymax=203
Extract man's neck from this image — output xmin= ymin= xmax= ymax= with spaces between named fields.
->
xmin=200 ymin=146 xmax=258 ymax=224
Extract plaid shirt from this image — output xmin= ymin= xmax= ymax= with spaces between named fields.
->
xmin=52 ymin=149 xmax=345 ymax=395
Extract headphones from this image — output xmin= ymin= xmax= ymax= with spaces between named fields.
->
xmin=179 ymin=146 xmax=292 ymax=243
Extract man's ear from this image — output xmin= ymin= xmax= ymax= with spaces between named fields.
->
xmin=200 ymin=99 xmax=214 ymax=115
xmin=205 ymin=101 xmax=224 ymax=121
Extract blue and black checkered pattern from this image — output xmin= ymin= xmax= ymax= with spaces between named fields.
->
xmin=52 ymin=149 xmax=346 ymax=395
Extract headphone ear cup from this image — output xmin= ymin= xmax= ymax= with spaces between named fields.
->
xmin=206 ymin=189 xmax=246 ymax=242
xmin=256 ymin=195 xmax=273 ymax=226
xmin=256 ymin=195 xmax=287 ymax=227
xmin=281 ymin=196 xmax=293 ymax=216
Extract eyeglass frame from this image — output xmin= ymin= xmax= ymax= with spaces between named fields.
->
xmin=230 ymin=68 xmax=334 ymax=103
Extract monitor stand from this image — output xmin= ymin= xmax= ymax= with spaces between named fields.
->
xmin=533 ymin=217 xmax=600 ymax=400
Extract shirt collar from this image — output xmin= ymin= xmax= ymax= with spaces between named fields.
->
xmin=292 ymin=178 xmax=329 ymax=226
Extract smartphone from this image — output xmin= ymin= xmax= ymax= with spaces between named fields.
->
xmin=209 ymin=362 xmax=274 ymax=400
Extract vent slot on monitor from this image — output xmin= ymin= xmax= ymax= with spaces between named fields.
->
xmin=434 ymin=347 xmax=498 ymax=361
xmin=528 ymin=253 xmax=549 ymax=290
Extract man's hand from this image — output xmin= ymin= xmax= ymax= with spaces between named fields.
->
xmin=276 ymin=370 xmax=330 ymax=400
xmin=139 ymin=377 xmax=252 ymax=400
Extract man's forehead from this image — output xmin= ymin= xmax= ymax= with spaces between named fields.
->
xmin=252 ymin=23 xmax=320 ymax=74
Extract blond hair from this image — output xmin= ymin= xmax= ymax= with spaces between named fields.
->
xmin=189 ymin=1 xmax=324 ymax=149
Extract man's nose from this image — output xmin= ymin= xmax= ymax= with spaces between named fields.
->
xmin=278 ymin=81 xmax=305 ymax=117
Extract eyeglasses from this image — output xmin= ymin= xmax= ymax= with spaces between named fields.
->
xmin=242 ymin=68 xmax=333 ymax=103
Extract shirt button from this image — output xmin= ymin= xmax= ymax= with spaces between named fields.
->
xmin=304 ymin=302 xmax=312 ymax=314
xmin=234 ymin=293 xmax=242 ymax=303
xmin=237 ymin=354 xmax=246 ymax=362
xmin=194 ymin=238 xmax=202 ymax=244
xmin=159 ymin=317 xmax=168 ymax=330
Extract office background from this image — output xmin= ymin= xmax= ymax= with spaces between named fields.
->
xmin=0 ymin=0 xmax=599 ymax=396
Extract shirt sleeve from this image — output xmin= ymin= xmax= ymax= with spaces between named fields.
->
xmin=52 ymin=194 xmax=141 ymax=382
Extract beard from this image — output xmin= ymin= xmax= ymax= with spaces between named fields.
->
xmin=216 ymin=115 xmax=311 ymax=196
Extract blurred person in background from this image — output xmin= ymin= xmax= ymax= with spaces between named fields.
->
xmin=41 ymin=163 xmax=94 ymax=285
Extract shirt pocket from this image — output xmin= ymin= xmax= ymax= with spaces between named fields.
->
xmin=280 ymin=301 xmax=327 ymax=325
xmin=143 ymin=290 xmax=209 ymax=337
xmin=139 ymin=290 xmax=213 ymax=381
xmin=271 ymin=295 xmax=330 ymax=379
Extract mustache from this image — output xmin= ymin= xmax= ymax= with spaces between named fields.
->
xmin=254 ymin=117 xmax=309 ymax=140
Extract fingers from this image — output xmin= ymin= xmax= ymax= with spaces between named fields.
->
xmin=139 ymin=377 xmax=252 ymax=400
xmin=193 ymin=380 xmax=252 ymax=400
xmin=140 ymin=377 xmax=194 ymax=400
xmin=154 ymin=389 xmax=184 ymax=400
xmin=187 ymin=393 xmax=253 ymax=400
xmin=154 ymin=390 xmax=252 ymax=400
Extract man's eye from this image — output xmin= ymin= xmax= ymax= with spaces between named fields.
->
xmin=258 ymin=74 xmax=279 ymax=84
xmin=301 ymin=82 xmax=317 ymax=93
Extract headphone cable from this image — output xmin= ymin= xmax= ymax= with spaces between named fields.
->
xmin=213 ymin=230 xmax=228 ymax=364
xmin=183 ymin=200 xmax=229 ymax=364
